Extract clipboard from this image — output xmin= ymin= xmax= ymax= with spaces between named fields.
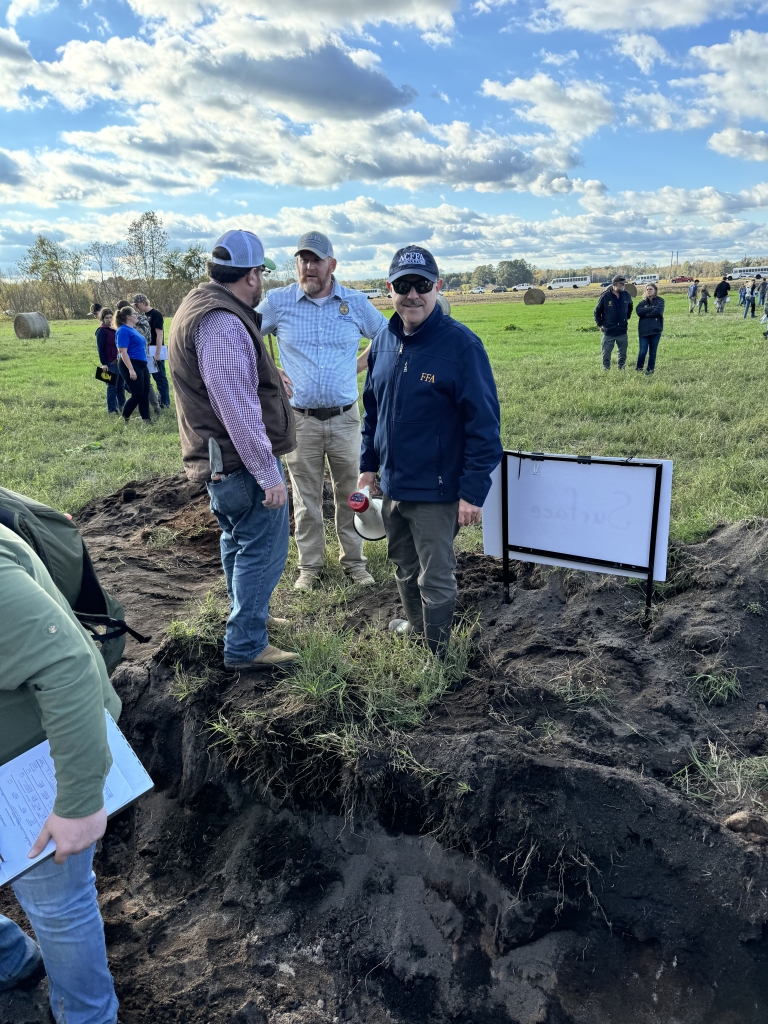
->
xmin=95 ymin=366 xmax=117 ymax=385
xmin=0 ymin=711 xmax=153 ymax=886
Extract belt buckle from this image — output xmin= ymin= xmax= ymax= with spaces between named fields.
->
xmin=313 ymin=407 xmax=337 ymax=422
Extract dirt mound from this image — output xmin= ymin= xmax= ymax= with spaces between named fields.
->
xmin=4 ymin=479 xmax=768 ymax=1024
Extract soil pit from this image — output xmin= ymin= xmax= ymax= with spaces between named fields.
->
xmin=3 ymin=476 xmax=768 ymax=1024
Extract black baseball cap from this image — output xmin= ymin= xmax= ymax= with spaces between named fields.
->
xmin=388 ymin=245 xmax=439 ymax=283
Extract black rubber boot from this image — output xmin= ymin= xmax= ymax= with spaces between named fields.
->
xmin=423 ymin=600 xmax=455 ymax=658
xmin=389 ymin=579 xmax=424 ymax=635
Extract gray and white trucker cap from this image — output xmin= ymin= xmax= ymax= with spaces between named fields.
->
xmin=295 ymin=231 xmax=334 ymax=260
xmin=210 ymin=230 xmax=276 ymax=271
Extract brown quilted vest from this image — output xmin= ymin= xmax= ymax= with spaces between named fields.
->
xmin=169 ymin=282 xmax=296 ymax=481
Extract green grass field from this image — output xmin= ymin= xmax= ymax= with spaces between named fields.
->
xmin=1 ymin=293 xmax=766 ymax=541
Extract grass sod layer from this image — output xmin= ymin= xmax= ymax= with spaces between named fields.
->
xmin=2 ymin=292 xmax=768 ymax=540
xmin=168 ymin=521 xmax=477 ymax=796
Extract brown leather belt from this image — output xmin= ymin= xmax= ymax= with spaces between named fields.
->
xmin=294 ymin=403 xmax=354 ymax=422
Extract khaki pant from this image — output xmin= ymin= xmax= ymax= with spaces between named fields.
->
xmin=285 ymin=404 xmax=365 ymax=572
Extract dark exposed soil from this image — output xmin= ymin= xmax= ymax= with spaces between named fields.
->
xmin=3 ymin=476 xmax=768 ymax=1024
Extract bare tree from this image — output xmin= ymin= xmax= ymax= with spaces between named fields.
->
xmin=162 ymin=243 xmax=208 ymax=284
xmin=85 ymin=241 xmax=124 ymax=284
xmin=124 ymin=211 xmax=169 ymax=280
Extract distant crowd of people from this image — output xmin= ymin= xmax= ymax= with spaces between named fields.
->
xmin=595 ymin=271 xmax=764 ymax=373
xmin=92 ymin=296 xmax=167 ymax=423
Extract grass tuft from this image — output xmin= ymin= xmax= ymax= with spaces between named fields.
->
xmin=687 ymin=670 xmax=741 ymax=706
xmin=168 ymin=590 xmax=228 ymax=662
xmin=671 ymin=741 xmax=768 ymax=806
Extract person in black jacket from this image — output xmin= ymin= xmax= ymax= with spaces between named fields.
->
xmin=713 ymin=276 xmax=730 ymax=314
xmin=358 ymin=245 xmax=502 ymax=656
xmin=594 ymin=275 xmax=633 ymax=370
xmin=94 ymin=308 xmax=125 ymax=414
xmin=635 ymin=284 xmax=665 ymax=375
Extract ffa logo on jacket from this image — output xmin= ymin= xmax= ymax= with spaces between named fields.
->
xmin=420 ymin=373 xmax=435 ymax=383
xmin=339 ymin=301 xmax=349 ymax=315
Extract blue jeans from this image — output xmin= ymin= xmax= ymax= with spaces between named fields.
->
xmin=637 ymin=333 xmax=661 ymax=373
xmin=207 ymin=464 xmax=289 ymax=664
xmin=105 ymin=361 xmax=125 ymax=414
xmin=744 ymin=298 xmax=756 ymax=318
xmin=152 ymin=359 xmax=170 ymax=407
xmin=3 ymin=846 xmax=118 ymax=1023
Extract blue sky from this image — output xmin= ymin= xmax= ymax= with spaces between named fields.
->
xmin=1 ymin=0 xmax=767 ymax=276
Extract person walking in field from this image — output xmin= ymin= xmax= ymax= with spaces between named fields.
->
xmin=738 ymin=283 xmax=747 ymax=307
xmin=743 ymin=277 xmax=759 ymax=319
xmin=635 ymin=283 xmax=665 ymax=375
xmin=687 ymin=279 xmax=699 ymax=313
xmin=357 ymin=245 xmax=502 ymax=657
xmin=95 ymin=308 xmax=125 ymax=414
xmin=169 ymin=230 xmax=298 ymax=669
xmin=594 ymin=274 xmax=633 ymax=370
xmin=257 ymin=232 xmax=387 ymax=591
xmin=133 ymin=294 xmax=170 ymax=410
xmin=115 ymin=306 xmax=153 ymax=425
xmin=759 ymin=278 xmax=767 ymax=308
xmin=0 ymin=523 xmax=121 ymax=1024
xmin=697 ymin=284 xmax=710 ymax=314
xmin=714 ymin=276 xmax=730 ymax=313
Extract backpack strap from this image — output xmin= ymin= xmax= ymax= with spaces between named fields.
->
xmin=75 ymin=612 xmax=151 ymax=645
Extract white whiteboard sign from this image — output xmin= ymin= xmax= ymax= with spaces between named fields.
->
xmin=483 ymin=453 xmax=672 ymax=581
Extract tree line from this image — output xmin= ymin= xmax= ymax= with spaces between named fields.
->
xmin=2 ymin=212 xmax=765 ymax=321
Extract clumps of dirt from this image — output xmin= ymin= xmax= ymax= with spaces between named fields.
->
xmin=4 ymin=480 xmax=768 ymax=1024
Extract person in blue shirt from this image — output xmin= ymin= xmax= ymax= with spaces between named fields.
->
xmin=358 ymin=245 xmax=502 ymax=657
xmin=115 ymin=306 xmax=152 ymax=424
xmin=257 ymin=232 xmax=388 ymax=590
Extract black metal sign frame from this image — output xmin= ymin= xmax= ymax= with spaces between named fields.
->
xmin=500 ymin=451 xmax=664 ymax=608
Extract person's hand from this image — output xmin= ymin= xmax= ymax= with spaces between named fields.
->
xmin=29 ymin=808 xmax=107 ymax=865
xmin=129 ymin=369 xmax=137 ymax=381
xmin=278 ymin=368 xmax=293 ymax=398
xmin=356 ymin=472 xmax=378 ymax=494
xmin=101 ymin=364 xmax=108 ymax=372
xmin=458 ymin=500 xmax=482 ymax=528
xmin=263 ymin=481 xmax=287 ymax=508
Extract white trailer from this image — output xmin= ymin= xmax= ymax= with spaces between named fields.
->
xmin=547 ymin=276 xmax=591 ymax=290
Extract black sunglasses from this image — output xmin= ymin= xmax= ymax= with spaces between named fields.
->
xmin=391 ymin=277 xmax=434 ymax=295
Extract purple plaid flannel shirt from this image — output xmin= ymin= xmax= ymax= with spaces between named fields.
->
xmin=195 ymin=309 xmax=282 ymax=490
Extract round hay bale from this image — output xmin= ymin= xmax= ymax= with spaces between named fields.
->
xmin=523 ymin=288 xmax=546 ymax=305
xmin=14 ymin=312 xmax=50 ymax=339
xmin=436 ymin=293 xmax=451 ymax=316
xmin=625 ymin=282 xmax=638 ymax=298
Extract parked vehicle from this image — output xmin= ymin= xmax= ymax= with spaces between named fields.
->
xmin=469 ymin=286 xmax=485 ymax=294
xmin=730 ymin=265 xmax=768 ymax=279
xmin=547 ymin=275 xmax=591 ymax=290
xmin=511 ymin=283 xmax=534 ymax=291
xmin=671 ymin=276 xmax=694 ymax=283
xmin=360 ymin=288 xmax=382 ymax=299
xmin=491 ymin=286 xmax=507 ymax=293
xmin=632 ymin=274 xmax=659 ymax=285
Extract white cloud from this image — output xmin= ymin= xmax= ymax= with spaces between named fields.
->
xmin=6 ymin=0 xmax=57 ymax=25
xmin=709 ymin=128 xmax=768 ymax=161
xmin=540 ymin=0 xmax=754 ymax=32
xmin=3 ymin=186 xmax=768 ymax=272
xmin=482 ymin=72 xmax=613 ymax=138
xmin=539 ymin=48 xmax=578 ymax=66
xmin=623 ymin=89 xmax=714 ymax=131
xmin=615 ymin=34 xmax=670 ymax=74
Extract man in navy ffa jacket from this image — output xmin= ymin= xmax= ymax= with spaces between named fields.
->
xmin=358 ymin=246 xmax=502 ymax=656
xmin=594 ymin=274 xmax=633 ymax=370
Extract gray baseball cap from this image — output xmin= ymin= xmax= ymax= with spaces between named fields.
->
xmin=210 ymin=230 xmax=276 ymax=271
xmin=295 ymin=231 xmax=334 ymax=260
xmin=612 ymin=274 xmax=626 ymax=283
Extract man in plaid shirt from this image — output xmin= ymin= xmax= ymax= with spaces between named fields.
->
xmin=170 ymin=230 xmax=298 ymax=669
xmin=258 ymin=231 xmax=388 ymax=590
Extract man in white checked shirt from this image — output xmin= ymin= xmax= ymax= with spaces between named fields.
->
xmin=258 ymin=232 xmax=387 ymax=589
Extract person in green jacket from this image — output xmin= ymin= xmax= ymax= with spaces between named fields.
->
xmin=0 ymin=524 xmax=120 ymax=1024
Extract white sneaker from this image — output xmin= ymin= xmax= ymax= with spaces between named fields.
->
xmin=294 ymin=570 xmax=320 ymax=591
xmin=345 ymin=567 xmax=375 ymax=587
